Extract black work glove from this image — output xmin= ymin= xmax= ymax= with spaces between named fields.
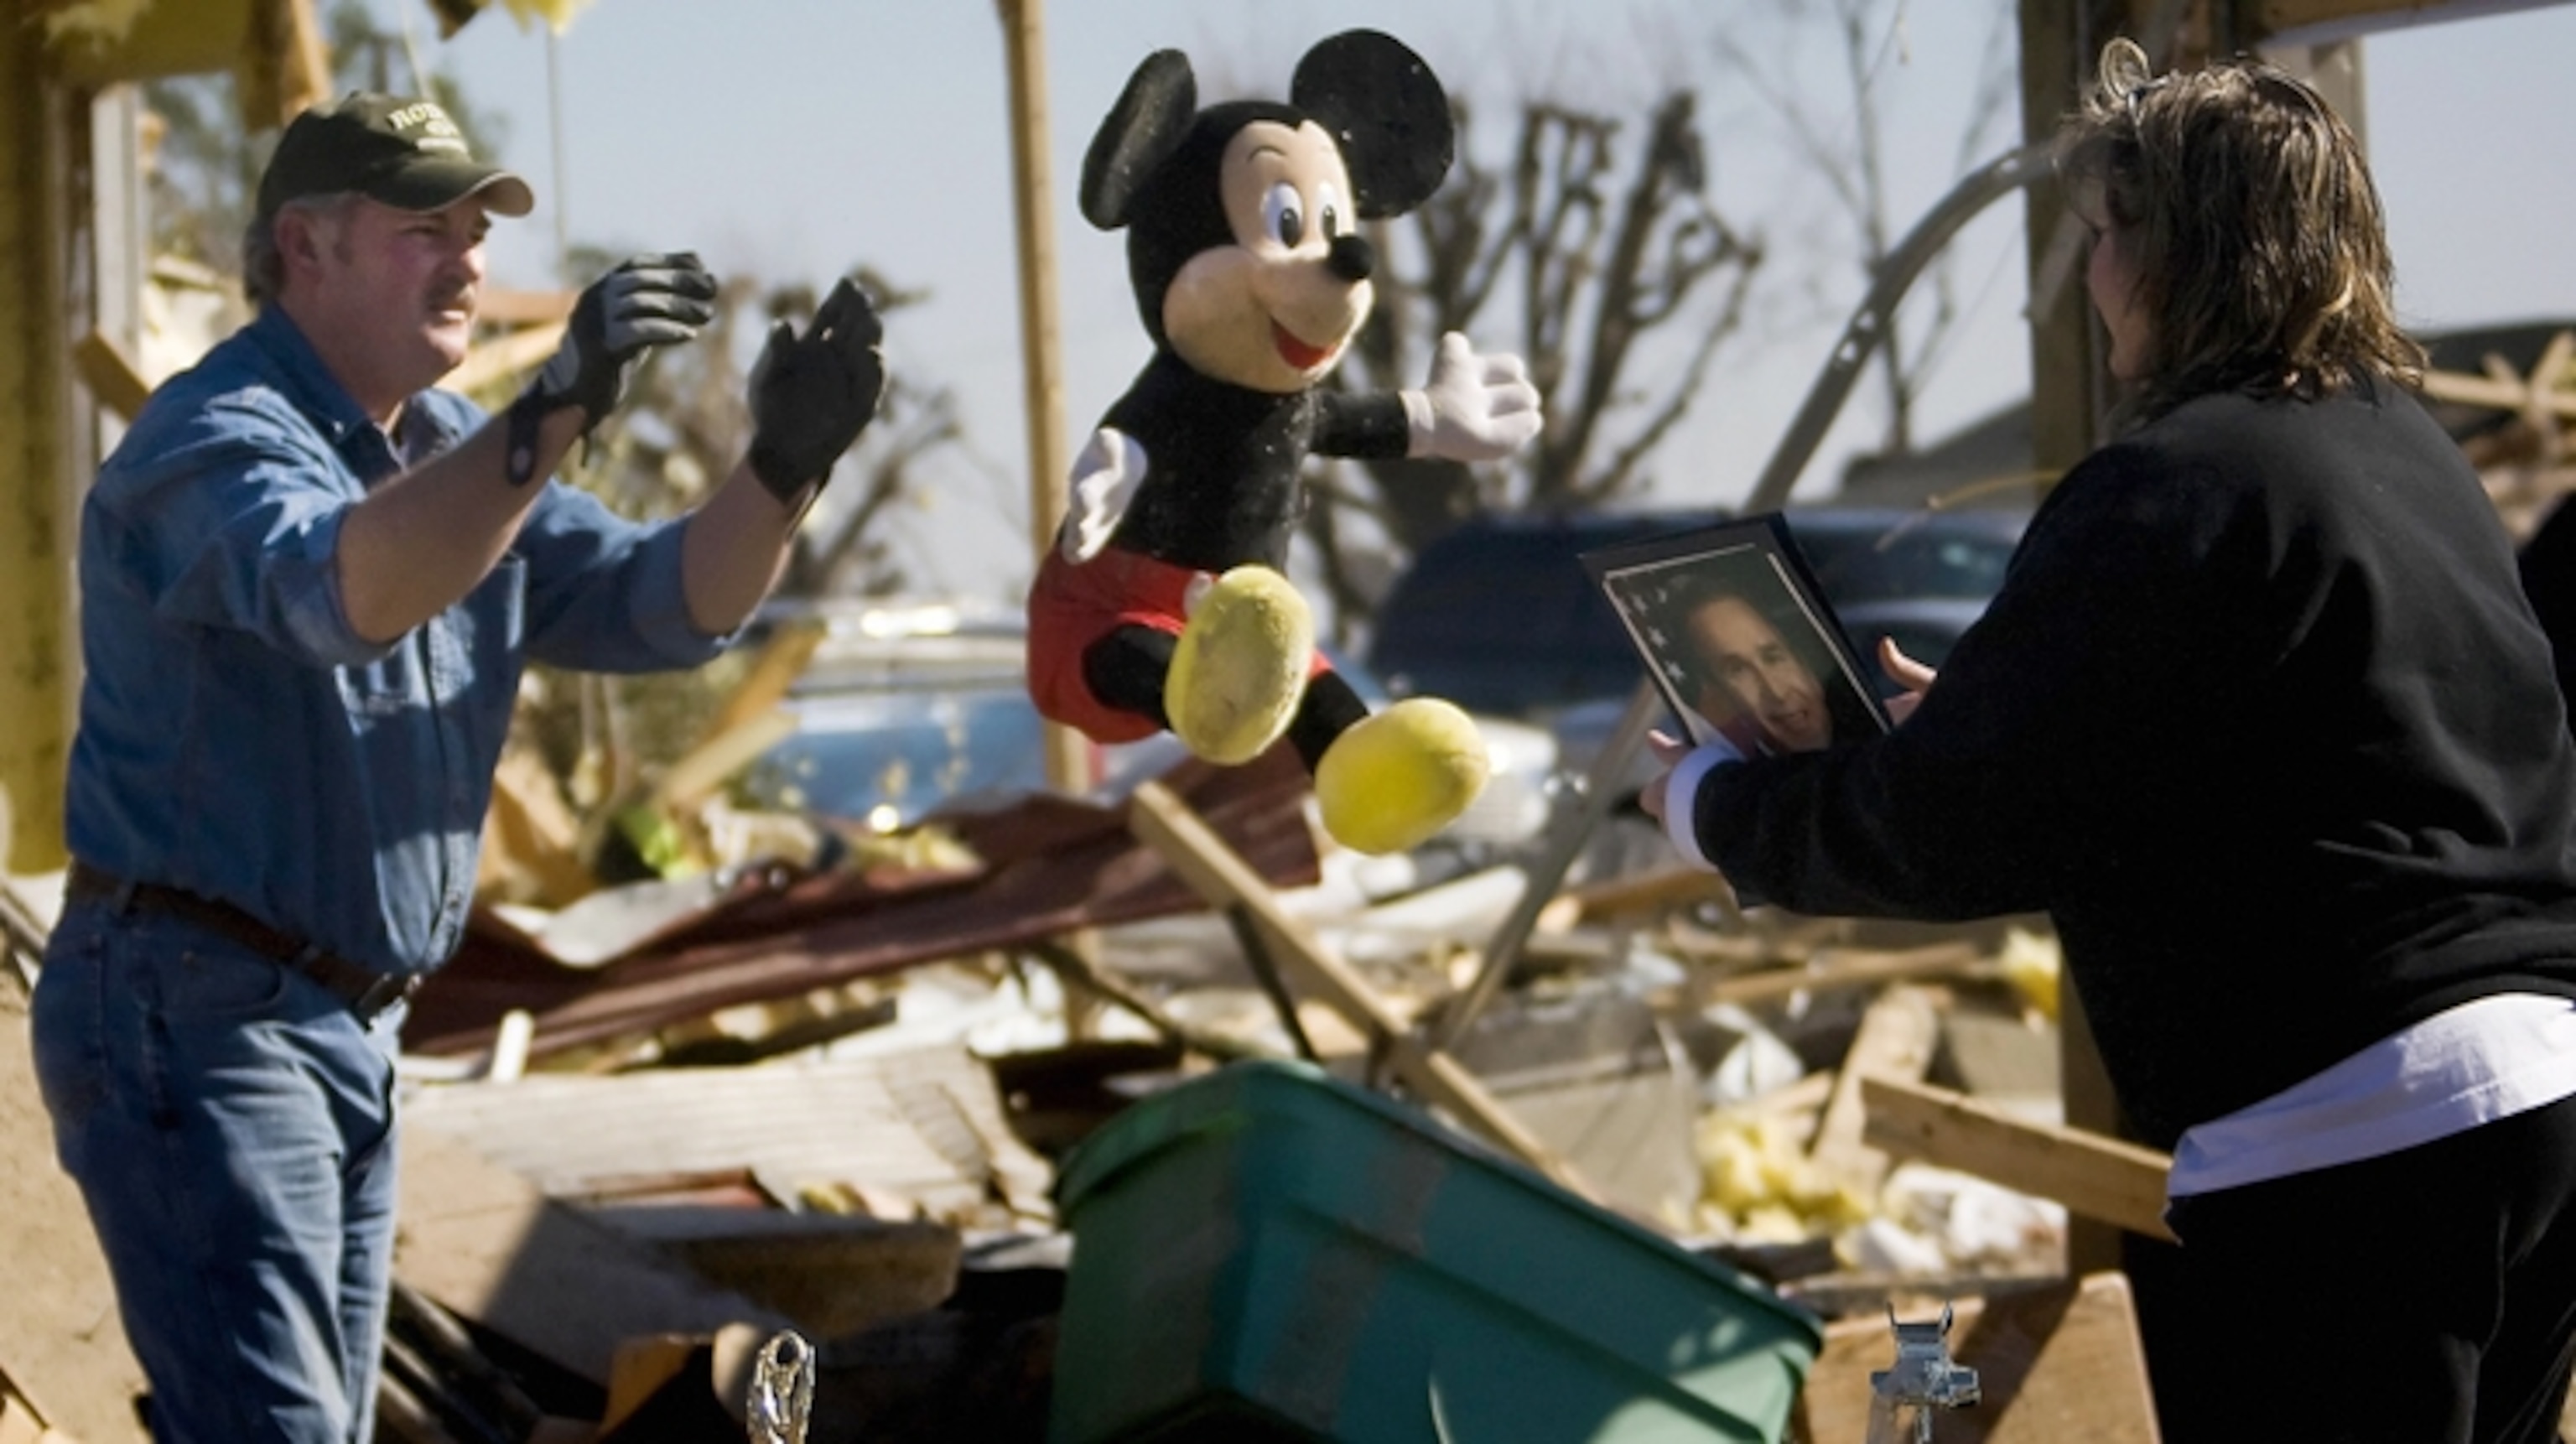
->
xmin=746 ymin=277 xmax=886 ymax=503
xmin=535 ymin=252 xmax=719 ymax=424
xmin=506 ymin=252 xmax=719 ymax=486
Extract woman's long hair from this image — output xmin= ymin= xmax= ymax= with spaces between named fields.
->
xmin=2054 ymin=38 xmax=2424 ymax=422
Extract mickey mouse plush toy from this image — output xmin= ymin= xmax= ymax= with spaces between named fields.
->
xmin=1026 ymin=29 xmax=1541 ymax=855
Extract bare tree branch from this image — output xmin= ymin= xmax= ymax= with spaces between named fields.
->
xmin=1715 ymin=0 xmax=2018 ymax=456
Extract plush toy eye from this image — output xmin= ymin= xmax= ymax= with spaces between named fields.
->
xmin=1315 ymin=182 xmax=1347 ymax=240
xmin=1262 ymin=182 xmax=1306 ymax=249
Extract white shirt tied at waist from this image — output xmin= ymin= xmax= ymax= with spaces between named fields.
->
xmin=2168 ymin=992 xmax=2576 ymax=1200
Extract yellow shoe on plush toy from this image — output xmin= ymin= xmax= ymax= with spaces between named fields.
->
xmin=1313 ymin=698 xmax=1490 ymax=855
xmin=1166 ymin=566 xmax=1314 ymax=766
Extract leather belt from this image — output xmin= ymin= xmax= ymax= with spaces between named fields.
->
xmin=64 ymin=861 xmax=423 ymax=1023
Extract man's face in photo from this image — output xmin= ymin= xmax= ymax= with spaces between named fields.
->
xmin=1689 ymin=594 xmax=1833 ymax=753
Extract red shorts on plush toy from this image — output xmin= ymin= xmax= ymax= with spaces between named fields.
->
xmin=1028 ymin=548 xmax=1330 ymax=743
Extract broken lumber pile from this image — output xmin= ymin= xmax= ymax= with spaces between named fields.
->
xmin=0 ymin=768 xmax=2225 ymax=1441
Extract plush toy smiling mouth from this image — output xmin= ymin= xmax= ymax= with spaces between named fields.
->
xmin=1271 ymin=320 xmax=1333 ymax=371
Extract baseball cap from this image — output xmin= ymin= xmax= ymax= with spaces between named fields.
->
xmin=255 ymin=91 xmax=536 ymax=223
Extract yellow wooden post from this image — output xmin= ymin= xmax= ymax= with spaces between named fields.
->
xmin=995 ymin=0 xmax=1117 ymax=1036
xmin=0 ymin=10 xmax=75 ymax=875
xmin=995 ymin=0 xmax=1087 ymax=798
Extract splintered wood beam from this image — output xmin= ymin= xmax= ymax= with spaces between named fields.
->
xmin=2240 ymin=0 xmax=2567 ymax=46
xmin=1126 ymin=779 xmax=1602 ymax=1206
xmin=697 ymin=620 xmax=828 ymax=752
xmin=1861 ymin=1075 xmax=2176 ymax=1242
xmin=446 ymin=322 xmax=567 ymax=398
xmin=72 ymin=330 xmax=151 ymax=422
xmin=1691 ymin=942 xmax=1992 ymax=1007
xmin=1808 ymin=984 xmax=1941 ymax=1195
xmin=1018 ymin=936 xmax=1270 ymax=1065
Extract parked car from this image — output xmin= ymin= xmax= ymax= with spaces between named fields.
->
xmin=735 ymin=600 xmax=1561 ymax=853
xmin=1365 ymin=505 xmax=2029 ymax=721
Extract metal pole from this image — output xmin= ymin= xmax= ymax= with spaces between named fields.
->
xmin=1739 ymin=142 xmax=2054 ymax=516
xmin=544 ymin=24 xmax=569 ymax=275
xmin=1431 ymin=676 xmax=1661 ymax=1052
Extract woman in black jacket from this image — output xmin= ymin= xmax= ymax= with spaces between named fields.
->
xmin=1649 ymin=38 xmax=2576 ymax=1444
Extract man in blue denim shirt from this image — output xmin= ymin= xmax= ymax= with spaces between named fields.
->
xmin=29 ymin=92 xmax=884 ymax=1442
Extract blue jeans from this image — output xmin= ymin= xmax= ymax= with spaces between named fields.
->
xmin=31 ymin=900 xmax=406 ymax=1444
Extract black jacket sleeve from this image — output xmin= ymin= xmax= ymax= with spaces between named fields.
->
xmin=1695 ymin=439 xmax=2285 ymax=922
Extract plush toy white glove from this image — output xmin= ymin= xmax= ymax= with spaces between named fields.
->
xmin=1059 ymin=426 xmax=1149 ymax=563
xmin=1403 ymin=331 xmax=1542 ymax=462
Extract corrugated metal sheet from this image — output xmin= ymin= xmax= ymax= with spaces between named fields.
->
xmin=402 ymin=749 xmax=1320 ymax=1062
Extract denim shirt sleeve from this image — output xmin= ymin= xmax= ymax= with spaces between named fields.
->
xmin=95 ymin=386 xmax=393 ymax=670
xmin=514 ymin=481 xmax=736 ymax=673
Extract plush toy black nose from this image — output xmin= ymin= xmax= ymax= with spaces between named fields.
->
xmin=1327 ymin=232 xmax=1376 ymax=283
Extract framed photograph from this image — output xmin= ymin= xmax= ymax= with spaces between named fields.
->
xmin=1581 ymin=512 xmax=1893 ymax=756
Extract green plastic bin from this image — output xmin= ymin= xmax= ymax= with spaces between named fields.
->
xmin=1047 ymin=1060 xmax=1823 ymax=1443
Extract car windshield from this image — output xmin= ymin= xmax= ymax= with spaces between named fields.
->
xmin=1785 ymin=512 xmax=2018 ymax=605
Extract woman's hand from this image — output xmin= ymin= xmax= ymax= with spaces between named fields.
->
xmin=1639 ymin=729 xmax=1695 ymax=823
xmin=1879 ymin=636 xmax=1938 ymax=725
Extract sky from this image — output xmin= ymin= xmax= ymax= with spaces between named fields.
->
xmin=377 ymin=0 xmax=2576 ymax=608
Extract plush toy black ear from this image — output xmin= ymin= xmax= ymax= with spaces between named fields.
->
xmin=1081 ymin=49 xmax=1198 ymax=231
xmin=1291 ymin=29 xmax=1453 ymax=219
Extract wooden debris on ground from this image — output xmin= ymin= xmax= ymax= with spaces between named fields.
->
xmin=1792 ymin=1270 xmax=2160 ymax=1443
xmin=3 ymin=753 xmax=2194 ymax=1443
xmin=402 ymin=1040 xmax=1054 ymax=1231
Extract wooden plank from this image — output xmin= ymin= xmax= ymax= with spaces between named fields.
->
xmin=2016 ymin=0 xmax=2122 ymax=477
xmin=2241 ymin=0 xmax=2567 ymax=45
xmin=694 ymin=619 xmax=828 ymax=761
xmin=2421 ymin=366 xmax=2576 ymax=420
xmin=1561 ymin=863 xmax=1733 ymax=921
xmin=1861 ymin=1075 xmax=2175 ymax=1241
xmin=0 ymin=1394 xmax=49 ymax=1444
xmin=1020 ymin=936 xmax=1270 ymax=1063
xmin=650 ymin=708 xmax=796 ymax=813
xmin=1793 ymin=1271 xmax=2160 ymax=1443
xmin=393 ymin=1125 xmax=795 ymax=1385
xmin=238 ymin=0 xmax=330 ymax=127
xmin=2057 ymin=979 xmax=2130 ymax=1272
xmin=1940 ymin=1005 xmax=2062 ymax=1100
xmin=600 ymin=1335 xmax=707 ymax=1437
xmin=1808 ymin=984 xmax=1941 ymax=1194
xmin=659 ymin=1217 xmax=962 ymax=1343
xmin=475 ymin=287 xmax=577 ymax=327
xmin=40 ymin=0 xmax=253 ymax=85
xmin=70 ymin=330 xmax=149 ymax=422
xmin=445 ymin=322 xmax=566 ymax=397
xmin=401 ymin=1042 xmax=1052 ymax=1228
xmin=1695 ymin=943 xmax=1991 ymax=1008
xmin=477 ymin=745 xmax=596 ymax=909
xmin=1126 ymin=780 xmax=1603 ymax=1206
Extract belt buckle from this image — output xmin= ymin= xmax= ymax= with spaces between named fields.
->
xmin=352 ymin=971 xmax=420 ymax=1023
